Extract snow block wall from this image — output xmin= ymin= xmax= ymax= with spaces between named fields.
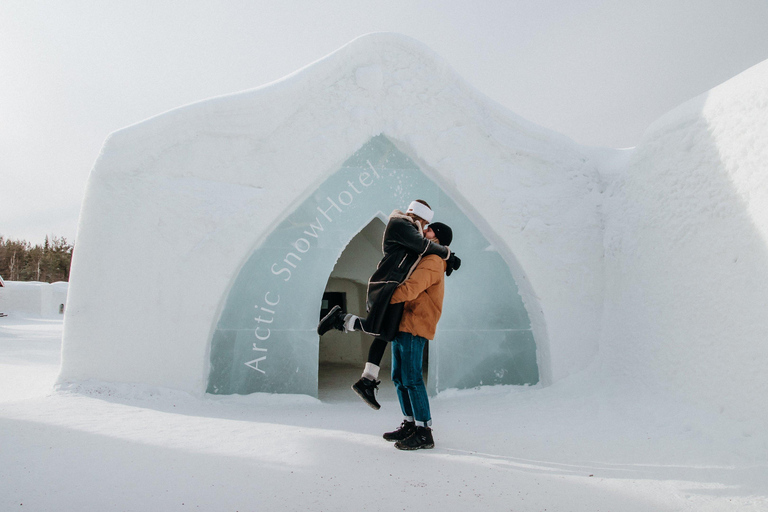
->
xmin=600 ymin=60 xmax=768 ymax=425
xmin=59 ymin=33 xmax=604 ymax=395
xmin=0 ymin=281 xmax=68 ymax=318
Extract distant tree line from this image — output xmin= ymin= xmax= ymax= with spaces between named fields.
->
xmin=0 ymin=236 xmax=73 ymax=282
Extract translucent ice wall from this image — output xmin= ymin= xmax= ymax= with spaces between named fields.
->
xmin=207 ymin=136 xmax=538 ymax=396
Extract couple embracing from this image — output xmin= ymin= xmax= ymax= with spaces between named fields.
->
xmin=317 ymin=199 xmax=460 ymax=450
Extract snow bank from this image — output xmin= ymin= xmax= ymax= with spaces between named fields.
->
xmin=600 ymin=59 xmax=768 ymax=426
xmin=60 ymin=33 xmax=603 ymax=393
xmin=0 ymin=281 xmax=68 ymax=318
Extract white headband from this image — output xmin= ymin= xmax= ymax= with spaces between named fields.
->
xmin=406 ymin=201 xmax=434 ymax=223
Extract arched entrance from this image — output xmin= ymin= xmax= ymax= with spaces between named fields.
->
xmin=206 ymin=135 xmax=539 ymax=397
xmin=316 ymin=217 xmax=394 ymax=400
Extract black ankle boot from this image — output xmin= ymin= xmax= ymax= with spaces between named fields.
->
xmin=351 ymin=377 xmax=381 ymax=410
xmin=383 ymin=420 xmax=416 ymax=442
xmin=395 ymin=426 xmax=434 ymax=450
xmin=317 ymin=305 xmax=346 ymax=335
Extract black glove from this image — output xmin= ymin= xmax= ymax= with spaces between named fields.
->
xmin=446 ymin=253 xmax=461 ymax=276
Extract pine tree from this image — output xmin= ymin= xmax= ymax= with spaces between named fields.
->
xmin=0 ymin=236 xmax=73 ymax=282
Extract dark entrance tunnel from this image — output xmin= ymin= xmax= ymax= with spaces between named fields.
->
xmin=316 ymin=217 xmax=398 ymax=402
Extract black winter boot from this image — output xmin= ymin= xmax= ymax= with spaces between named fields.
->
xmin=383 ymin=420 xmax=416 ymax=442
xmin=351 ymin=377 xmax=381 ymax=410
xmin=317 ymin=305 xmax=346 ymax=336
xmin=395 ymin=426 xmax=434 ymax=450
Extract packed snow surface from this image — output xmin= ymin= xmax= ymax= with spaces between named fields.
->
xmin=2 ymin=317 xmax=767 ymax=511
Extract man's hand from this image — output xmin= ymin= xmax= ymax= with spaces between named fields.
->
xmin=446 ymin=253 xmax=461 ymax=276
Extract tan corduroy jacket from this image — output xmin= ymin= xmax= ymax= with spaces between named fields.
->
xmin=389 ymin=254 xmax=446 ymax=340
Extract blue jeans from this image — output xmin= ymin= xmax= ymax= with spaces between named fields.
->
xmin=391 ymin=332 xmax=431 ymax=427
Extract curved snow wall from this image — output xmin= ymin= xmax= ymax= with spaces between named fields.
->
xmin=599 ymin=60 xmax=768 ymax=425
xmin=208 ymin=135 xmax=538 ymax=397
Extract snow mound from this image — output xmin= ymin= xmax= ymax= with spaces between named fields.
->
xmin=600 ymin=59 xmax=768 ymax=426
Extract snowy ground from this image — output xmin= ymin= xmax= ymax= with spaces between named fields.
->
xmin=1 ymin=317 xmax=766 ymax=511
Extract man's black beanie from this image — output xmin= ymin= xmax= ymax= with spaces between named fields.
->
xmin=429 ymin=222 xmax=453 ymax=246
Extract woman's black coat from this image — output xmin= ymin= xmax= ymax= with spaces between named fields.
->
xmin=360 ymin=210 xmax=450 ymax=340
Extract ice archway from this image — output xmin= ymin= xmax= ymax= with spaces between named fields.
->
xmin=207 ymin=135 xmax=539 ymax=397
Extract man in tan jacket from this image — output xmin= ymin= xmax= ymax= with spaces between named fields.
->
xmin=383 ymin=221 xmax=453 ymax=450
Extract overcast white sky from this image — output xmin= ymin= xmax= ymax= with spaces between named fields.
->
xmin=2 ymin=0 xmax=768 ymax=245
